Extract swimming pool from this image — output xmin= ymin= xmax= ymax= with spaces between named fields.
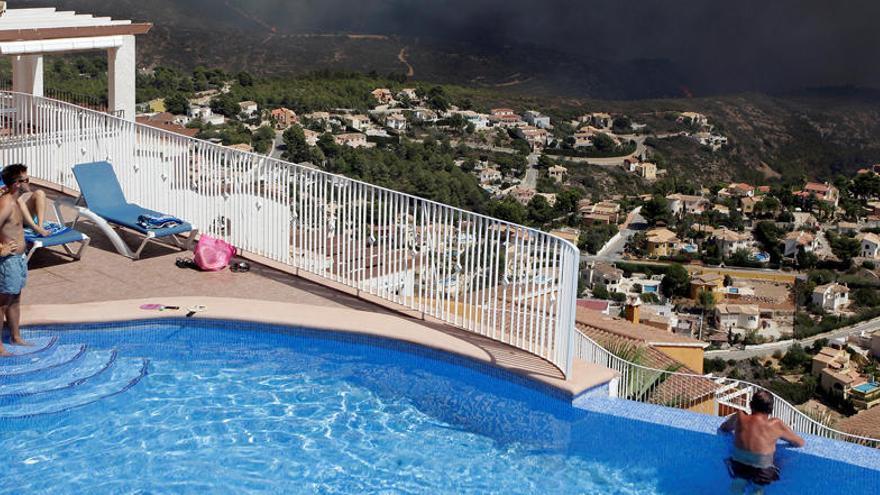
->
xmin=1 ymin=319 xmax=878 ymax=494
xmin=854 ymin=382 xmax=879 ymax=394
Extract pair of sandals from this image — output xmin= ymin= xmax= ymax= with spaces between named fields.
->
xmin=175 ymin=257 xmax=197 ymax=269
xmin=175 ymin=257 xmax=250 ymax=273
xmin=230 ymin=261 xmax=250 ymax=273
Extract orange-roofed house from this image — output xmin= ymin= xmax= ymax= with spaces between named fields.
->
xmin=136 ymin=113 xmax=199 ymax=138
xmin=690 ymin=273 xmax=725 ymax=301
xmin=371 ymin=88 xmax=394 ymax=104
xmin=645 ymin=228 xmax=679 ymax=258
xmin=725 ymin=183 xmax=755 ymax=198
xmin=795 ymin=182 xmax=840 ymax=207
xmin=271 ymin=107 xmax=298 ymax=130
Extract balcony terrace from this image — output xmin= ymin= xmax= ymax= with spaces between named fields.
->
xmin=23 ymin=184 xmax=613 ymax=396
xmin=0 ymin=7 xmax=877 ymax=456
xmin=0 ymin=88 xmax=876 ymax=449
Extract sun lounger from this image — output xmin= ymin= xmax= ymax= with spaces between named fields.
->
xmin=24 ymin=204 xmax=90 ymax=262
xmin=70 ymin=161 xmax=198 ymax=259
xmin=0 ymin=178 xmax=91 ymax=262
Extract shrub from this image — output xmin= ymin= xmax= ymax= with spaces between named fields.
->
xmin=704 ymin=357 xmax=727 ymax=373
xmin=780 ymin=344 xmax=811 ymax=372
xmin=592 ymin=283 xmax=610 ymax=300
xmin=639 ymin=292 xmax=660 ymax=304
xmin=610 ymin=292 xmax=628 ymax=303
xmin=766 ymin=377 xmax=816 ymax=405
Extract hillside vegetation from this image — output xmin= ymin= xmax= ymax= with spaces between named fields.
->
xmin=19 ymin=51 xmax=880 ymax=190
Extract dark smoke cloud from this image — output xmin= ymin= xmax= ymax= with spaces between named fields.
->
xmin=229 ymin=0 xmax=880 ymax=94
xmin=35 ymin=0 xmax=880 ymax=95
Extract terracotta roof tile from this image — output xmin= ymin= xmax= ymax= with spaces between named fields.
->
xmin=837 ymin=406 xmax=880 ymax=439
xmin=576 ymin=325 xmax=718 ymax=405
xmin=575 ymin=307 xmax=705 ymax=347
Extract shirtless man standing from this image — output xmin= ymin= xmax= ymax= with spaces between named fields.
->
xmin=719 ymin=390 xmax=805 ymax=494
xmin=0 ymin=163 xmax=31 ymax=356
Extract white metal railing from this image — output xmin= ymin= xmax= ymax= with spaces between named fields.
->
xmin=0 ymin=91 xmax=580 ymax=377
xmin=574 ymin=329 xmax=880 ymax=448
xmin=43 ymin=88 xmax=108 ymax=114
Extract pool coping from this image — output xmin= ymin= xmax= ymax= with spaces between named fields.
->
xmin=19 ymin=297 xmax=618 ymax=398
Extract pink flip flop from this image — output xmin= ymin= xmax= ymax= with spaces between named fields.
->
xmin=139 ymin=304 xmax=180 ymax=311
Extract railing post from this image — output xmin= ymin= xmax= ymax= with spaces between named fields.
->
xmin=555 ymin=242 xmax=578 ymax=377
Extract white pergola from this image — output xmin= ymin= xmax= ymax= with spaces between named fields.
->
xmin=0 ymin=7 xmax=151 ymax=119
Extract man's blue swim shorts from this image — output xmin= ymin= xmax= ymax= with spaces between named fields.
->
xmin=0 ymin=254 xmax=28 ymax=295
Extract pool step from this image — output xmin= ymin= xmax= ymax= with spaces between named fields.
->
xmin=0 ymin=337 xmax=149 ymax=420
xmin=0 ymin=336 xmax=58 ymax=361
xmin=0 ymin=349 xmax=118 ymax=402
xmin=0 ymin=357 xmax=148 ymax=419
xmin=0 ymin=344 xmax=87 ymax=379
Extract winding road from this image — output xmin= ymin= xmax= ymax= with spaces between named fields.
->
xmin=398 ymin=47 xmax=415 ymax=77
xmin=581 ymin=207 xmax=645 ymax=264
xmin=706 ymin=316 xmax=880 ymax=361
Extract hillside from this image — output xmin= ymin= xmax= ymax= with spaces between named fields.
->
xmin=641 ymin=91 xmax=880 ymax=185
xmin=403 ymin=87 xmax=880 ymax=186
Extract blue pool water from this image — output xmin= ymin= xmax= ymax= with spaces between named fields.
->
xmin=854 ymin=382 xmax=879 ymax=394
xmin=1 ymin=319 xmax=878 ymax=494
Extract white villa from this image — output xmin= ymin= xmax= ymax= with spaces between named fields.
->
xmin=812 ymin=284 xmax=850 ymax=313
xmin=385 ymin=113 xmax=407 ymax=131
xmin=713 ymin=228 xmax=752 ymax=258
xmin=548 ymin=165 xmax=567 ymax=183
xmin=479 ymin=168 xmax=502 ymax=184
xmin=714 ymin=304 xmax=761 ymax=332
xmin=344 ymin=114 xmax=371 ymax=132
xmin=238 ymin=101 xmax=259 ymax=118
xmin=782 ymin=231 xmax=817 ymax=258
xmin=859 ymin=233 xmax=880 ymax=259
xmin=523 ymin=110 xmax=551 ymax=129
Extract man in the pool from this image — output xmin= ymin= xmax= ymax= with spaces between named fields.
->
xmin=719 ymin=390 xmax=805 ymax=494
xmin=0 ymin=164 xmax=32 ymax=356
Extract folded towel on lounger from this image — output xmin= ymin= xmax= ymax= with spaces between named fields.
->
xmin=136 ymin=214 xmax=182 ymax=230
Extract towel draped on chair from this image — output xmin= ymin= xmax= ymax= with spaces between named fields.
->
xmin=136 ymin=214 xmax=182 ymax=230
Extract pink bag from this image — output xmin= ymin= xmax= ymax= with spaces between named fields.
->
xmin=193 ymin=235 xmax=236 ymax=271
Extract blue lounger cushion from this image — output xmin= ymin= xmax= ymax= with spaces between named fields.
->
xmin=27 ymin=228 xmax=86 ymax=248
xmin=91 ymin=203 xmax=193 ymax=237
